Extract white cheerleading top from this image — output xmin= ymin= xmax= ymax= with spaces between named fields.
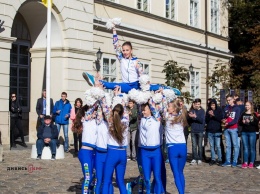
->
xmin=165 ymin=113 xmax=186 ymax=145
xmin=120 ymin=57 xmax=139 ymax=83
xmin=81 ymin=119 xmax=97 ymax=148
xmin=139 ymin=117 xmax=161 ymax=149
xmin=96 ymin=121 xmax=109 ymax=152
xmin=107 ymin=127 xmax=128 ymax=149
xmin=113 ymin=34 xmax=142 ymax=83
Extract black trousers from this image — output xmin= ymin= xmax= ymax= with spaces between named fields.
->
xmin=10 ymin=117 xmax=25 ymax=145
xmin=73 ymin=132 xmax=82 ymax=153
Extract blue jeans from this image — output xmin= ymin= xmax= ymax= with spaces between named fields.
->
xmin=241 ymin=132 xmax=256 ymax=163
xmin=191 ymin=132 xmax=203 ymax=160
xmin=36 ymin=139 xmax=57 ymax=155
xmin=56 ymin=124 xmax=69 ymax=151
xmin=224 ymin=128 xmax=239 ymax=163
xmin=208 ymin=132 xmax=222 ymax=161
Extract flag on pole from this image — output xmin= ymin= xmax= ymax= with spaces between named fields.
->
xmin=42 ymin=0 xmax=53 ymax=7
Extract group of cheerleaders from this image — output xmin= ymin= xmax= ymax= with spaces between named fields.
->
xmin=77 ymin=23 xmax=187 ymax=194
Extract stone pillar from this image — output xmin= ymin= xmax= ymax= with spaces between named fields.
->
xmin=0 ymin=36 xmax=16 ymax=145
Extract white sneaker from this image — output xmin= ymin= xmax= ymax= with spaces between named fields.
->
xmin=190 ymin=159 xmax=197 ymax=165
xmin=197 ymin=160 xmax=202 ymax=165
xmin=256 ymin=165 xmax=260 ymax=169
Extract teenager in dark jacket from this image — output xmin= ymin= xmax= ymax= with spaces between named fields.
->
xmin=222 ymin=95 xmax=241 ymax=167
xmin=9 ymin=93 xmax=27 ymax=148
xmin=188 ymin=98 xmax=205 ymax=165
xmin=206 ymin=99 xmax=223 ymax=166
xmin=239 ymin=101 xmax=259 ymax=169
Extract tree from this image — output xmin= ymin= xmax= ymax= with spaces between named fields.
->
xmin=241 ymin=24 xmax=260 ymax=104
xmin=162 ymin=60 xmax=192 ymax=104
xmin=206 ymin=59 xmax=243 ymax=99
xmin=228 ymin=0 xmax=260 ymax=103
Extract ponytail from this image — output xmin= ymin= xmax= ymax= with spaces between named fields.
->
xmin=109 ymin=104 xmax=126 ymax=145
xmin=170 ymin=99 xmax=188 ymax=127
xmin=72 ymin=108 xmax=85 ymax=134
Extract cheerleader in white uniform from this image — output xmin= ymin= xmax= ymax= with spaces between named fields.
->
xmin=78 ymin=102 xmax=99 ymax=194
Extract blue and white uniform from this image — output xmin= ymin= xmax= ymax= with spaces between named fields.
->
xmin=99 ymin=32 xmax=182 ymax=95
xmin=102 ymin=96 xmax=129 ymax=194
xmin=139 ymin=99 xmax=163 ymax=194
xmin=94 ymin=99 xmax=113 ymax=194
xmin=78 ymin=103 xmax=98 ymax=194
xmin=100 ymin=32 xmax=143 ymax=93
xmin=165 ymin=112 xmax=187 ymax=194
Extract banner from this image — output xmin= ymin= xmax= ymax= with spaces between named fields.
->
xmin=248 ymin=90 xmax=253 ymax=102
xmin=220 ymin=89 xmax=226 ymax=107
xmin=240 ymin=90 xmax=245 ymax=103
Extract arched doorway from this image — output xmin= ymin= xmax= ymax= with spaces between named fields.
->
xmin=10 ymin=1 xmax=64 ymax=143
xmin=10 ymin=13 xmax=31 ymax=137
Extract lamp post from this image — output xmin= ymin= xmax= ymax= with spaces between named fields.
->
xmin=187 ymin=63 xmax=194 ymax=81
xmin=189 ymin=63 xmax=194 ymax=72
xmin=95 ymin=48 xmax=103 ymax=72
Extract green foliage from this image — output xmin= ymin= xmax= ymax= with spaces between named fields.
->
xmin=228 ymin=0 xmax=260 ymax=104
xmin=162 ymin=60 xmax=192 ymax=104
xmin=206 ymin=59 xmax=242 ymax=99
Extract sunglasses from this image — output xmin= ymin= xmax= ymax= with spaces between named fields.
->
xmin=11 ymin=96 xmax=16 ymax=98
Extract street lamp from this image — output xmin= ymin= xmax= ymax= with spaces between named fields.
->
xmin=187 ymin=63 xmax=194 ymax=81
xmin=95 ymin=48 xmax=103 ymax=72
xmin=189 ymin=63 xmax=194 ymax=72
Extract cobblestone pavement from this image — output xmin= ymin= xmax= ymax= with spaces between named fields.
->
xmin=1 ymin=142 xmax=260 ymax=194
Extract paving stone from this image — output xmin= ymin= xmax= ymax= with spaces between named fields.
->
xmin=1 ymin=143 xmax=260 ymax=193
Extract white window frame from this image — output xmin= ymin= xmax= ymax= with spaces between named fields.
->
xmin=211 ymin=85 xmax=218 ymax=98
xmin=137 ymin=0 xmax=150 ymax=12
xmin=210 ymin=71 xmax=220 ymax=98
xmin=190 ymin=0 xmax=200 ymax=28
xmin=210 ymin=0 xmax=220 ymax=34
xmin=190 ymin=70 xmax=200 ymax=98
xmin=107 ymin=0 xmax=119 ymax=3
xmin=101 ymin=57 xmax=118 ymax=93
xmin=143 ymin=63 xmax=150 ymax=76
xmin=165 ymin=0 xmax=177 ymax=21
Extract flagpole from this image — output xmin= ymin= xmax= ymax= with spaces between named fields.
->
xmin=46 ymin=0 xmax=51 ymax=115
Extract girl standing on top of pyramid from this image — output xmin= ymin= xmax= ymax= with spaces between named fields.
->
xmin=83 ymin=20 xmax=181 ymax=95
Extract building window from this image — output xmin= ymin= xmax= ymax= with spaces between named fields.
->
xmin=103 ymin=57 xmax=117 ymax=92
xmin=166 ymin=0 xmax=176 ymax=20
xmin=190 ymin=71 xmax=200 ymax=98
xmin=212 ymin=86 xmax=218 ymax=98
xmin=190 ymin=0 xmax=199 ymax=27
xmin=143 ymin=63 xmax=150 ymax=75
xmin=211 ymin=0 xmax=219 ymax=34
xmin=10 ymin=43 xmax=30 ymax=110
xmin=137 ymin=0 xmax=150 ymax=12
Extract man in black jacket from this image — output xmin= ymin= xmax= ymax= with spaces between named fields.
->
xmin=36 ymin=115 xmax=59 ymax=160
xmin=36 ymin=89 xmax=54 ymax=126
xmin=9 ymin=93 xmax=27 ymax=148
